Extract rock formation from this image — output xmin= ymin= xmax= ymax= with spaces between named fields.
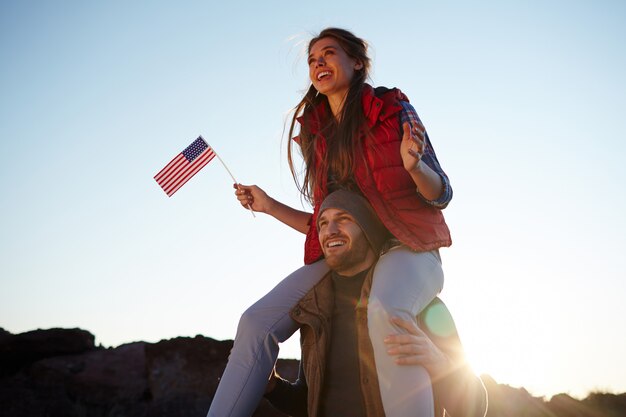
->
xmin=0 ymin=327 xmax=297 ymax=417
xmin=1 ymin=327 xmax=624 ymax=417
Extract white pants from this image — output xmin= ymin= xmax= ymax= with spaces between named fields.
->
xmin=207 ymin=246 xmax=443 ymax=417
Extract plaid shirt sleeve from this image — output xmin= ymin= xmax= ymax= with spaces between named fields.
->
xmin=399 ymin=101 xmax=453 ymax=209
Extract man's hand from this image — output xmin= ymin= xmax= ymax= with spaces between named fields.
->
xmin=265 ymin=367 xmax=279 ymax=394
xmin=384 ymin=316 xmax=451 ymax=379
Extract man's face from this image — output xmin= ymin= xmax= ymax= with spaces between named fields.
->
xmin=317 ymin=208 xmax=376 ymax=276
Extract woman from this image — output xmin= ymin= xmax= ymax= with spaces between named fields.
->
xmin=208 ymin=28 xmax=452 ymax=417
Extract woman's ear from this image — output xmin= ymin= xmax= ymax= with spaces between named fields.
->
xmin=354 ymin=61 xmax=364 ymax=70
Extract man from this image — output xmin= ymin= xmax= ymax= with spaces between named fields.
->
xmin=264 ymin=190 xmax=487 ymax=417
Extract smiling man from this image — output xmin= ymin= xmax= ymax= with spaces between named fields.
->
xmin=264 ymin=190 xmax=487 ymax=417
xmin=317 ymin=195 xmax=380 ymax=276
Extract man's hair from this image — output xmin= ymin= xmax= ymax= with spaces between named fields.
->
xmin=318 ymin=190 xmax=389 ymax=253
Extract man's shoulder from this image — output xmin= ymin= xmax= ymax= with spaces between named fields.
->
xmin=417 ymin=298 xmax=460 ymax=342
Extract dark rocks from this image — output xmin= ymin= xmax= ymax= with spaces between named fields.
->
xmin=0 ymin=328 xmax=297 ymax=417
xmin=144 ymin=336 xmax=232 ymax=417
xmin=481 ymin=375 xmax=626 ymax=417
xmin=548 ymin=393 xmax=600 ymax=417
xmin=583 ymin=392 xmax=626 ymax=416
xmin=1 ymin=327 xmax=624 ymax=417
xmin=0 ymin=327 xmax=96 ymax=377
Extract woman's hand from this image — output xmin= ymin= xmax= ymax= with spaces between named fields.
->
xmin=400 ymin=121 xmax=426 ymax=174
xmin=233 ymin=183 xmax=274 ymax=214
xmin=384 ymin=316 xmax=451 ymax=378
xmin=399 ymin=121 xmax=445 ymax=201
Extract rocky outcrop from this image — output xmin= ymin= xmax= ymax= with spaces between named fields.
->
xmin=0 ymin=327 xmax=95 ymax=377
xmin=480 ymin=375 xmax=626 ymax=417
xmin=0 ymin=328 xmax=298 ymax=417
xmin=0 ymin=327 xmax=624 ymax=417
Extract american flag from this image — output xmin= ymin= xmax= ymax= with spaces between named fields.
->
xmin=154 ymin=136 xmax=215 ymax=197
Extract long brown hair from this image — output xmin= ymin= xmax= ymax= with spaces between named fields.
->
xmin=287 ymin=28 xmax=371 ymax=204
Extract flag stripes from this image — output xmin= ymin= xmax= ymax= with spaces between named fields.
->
xmin=154 ymin=137 xmax=215 ymax=197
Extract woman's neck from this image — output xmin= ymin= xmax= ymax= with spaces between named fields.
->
xmin=327 ymin=91 xmax=348 ymax=120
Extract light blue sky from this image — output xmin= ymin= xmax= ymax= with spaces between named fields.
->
xmin=1 ymin=0 xmax=625 ymax=399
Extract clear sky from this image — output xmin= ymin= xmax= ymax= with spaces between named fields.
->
xmin=1 ymin=0 xmax=625 ymax=400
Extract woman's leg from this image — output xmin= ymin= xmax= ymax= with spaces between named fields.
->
xmin=207 ymin=259 xmax=329 ymax=417
xmin=368 ymin=247 xmax=444 ymax=417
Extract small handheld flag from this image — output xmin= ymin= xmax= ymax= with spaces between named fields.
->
xmin=154 ymin=136 xmax=215 ymax=197
xmin=154 ymin=136 xmax=255 ymax=217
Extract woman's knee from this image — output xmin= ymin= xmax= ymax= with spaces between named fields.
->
xmin=235 ymin=306 xmax=273 ymax=341
xmin=236 ymin=299 xmax=299 ymax=346
xmin=374 ymin=249 xmax=442 ymax=291
xmin=369 ymin=248 xmax=443 ymax=319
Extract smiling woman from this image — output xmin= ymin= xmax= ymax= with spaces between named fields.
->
xmin=307 ymin=37 xmax=364 ymax=116
xmin=1 ymin=0 xmax=624 ymax=409
xmin=210 ymin=27 xmax=455 ymax=417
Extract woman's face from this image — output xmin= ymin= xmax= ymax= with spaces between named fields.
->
xmin=308 ymin=37 xmax=362 ymax=100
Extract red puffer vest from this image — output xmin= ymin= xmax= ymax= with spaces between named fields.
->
xmin=299 ymin=84 xmax=452 ymax=265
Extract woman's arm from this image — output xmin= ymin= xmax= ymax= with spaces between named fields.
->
xmin=401 ymin=122 xmax=446 ymax=201
xmin=234 ymin=183 xmax=312 ymax=234
xmin=398 ymin=102 xmax=453 ymax=208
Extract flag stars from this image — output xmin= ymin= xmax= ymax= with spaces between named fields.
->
xmin=183 ymin=137 xmax=209 ymax=162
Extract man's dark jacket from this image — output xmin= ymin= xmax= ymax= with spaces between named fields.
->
xmin=265 ymin=269 xmax=488 ymax=417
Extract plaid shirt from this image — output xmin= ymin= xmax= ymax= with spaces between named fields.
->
xmin=399 ymin=101 xmax=453 ymax=209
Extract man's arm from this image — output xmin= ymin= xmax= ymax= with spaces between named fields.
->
xmin=385 ymin=300 xmax=488 ymax=417
xmin=264 ymin=361 xmax=309 ymax=417
xmin=266 ymin=299 xmax=488 ymax=417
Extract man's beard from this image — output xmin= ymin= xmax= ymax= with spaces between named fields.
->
xmin=324 ymin=234 xmax=372 ymax=275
